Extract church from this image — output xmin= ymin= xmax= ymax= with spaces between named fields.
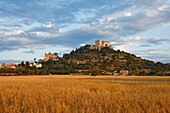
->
xmin=85 ymin=40 xmax=113 ymax=50
xmin=45 ymin=52 xmax=59 ymax=61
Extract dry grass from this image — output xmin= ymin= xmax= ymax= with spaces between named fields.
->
xmin=0 ymin=75 xmax=169 ymax=113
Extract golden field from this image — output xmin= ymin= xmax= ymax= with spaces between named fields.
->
xmin=0 ymin=75 xmax=169 ymax=113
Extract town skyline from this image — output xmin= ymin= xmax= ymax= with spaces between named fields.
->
xmin=0 ymin=0 xmax=170 ymax=64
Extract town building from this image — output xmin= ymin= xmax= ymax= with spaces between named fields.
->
xmin=120 ymin=70 xmax=129 ymax=76
xmin=45 ymin=52 xmax=59 ymax=61
xmin=36 ymin=64 xmax=42 ymax=68
xmin=7 ymin=63 xmax=17 ymax=69
xmin=0 ymin=64 xmax=7 ymax=68
xmin=29 ymin=63 xmax=42 ymax=68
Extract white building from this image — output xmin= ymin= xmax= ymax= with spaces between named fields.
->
xmin=36 ymin=64 xmax=42 ymax=68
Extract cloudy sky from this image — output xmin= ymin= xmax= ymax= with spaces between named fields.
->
xmin=0 ymin=0 xmax=170 ymax=64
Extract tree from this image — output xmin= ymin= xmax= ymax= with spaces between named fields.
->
xmin=34 ymin=58 xmax=37 ymax=63
xmin=39 ymin=59 xmax=43 ymax=63
xmin=90 ymin=69 xmax=102 ymax=76
xmin=26 ymin=61 xmax=30 ymax=69
xmin=21 ymin=61 xmax=25 ymax=67
xmin=102 ymin=51 xmax=107 ymax=56
xmin=112 ymin=55 xmax=116 ymax=61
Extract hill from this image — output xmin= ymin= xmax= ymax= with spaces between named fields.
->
xmin=43 ymin=46 xmax=170 ymax=76
xmin=0 ymin=45 xmax=169 ymax=76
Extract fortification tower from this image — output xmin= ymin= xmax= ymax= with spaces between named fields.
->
xmin=95 ymin=40 xmax=102 ymax=50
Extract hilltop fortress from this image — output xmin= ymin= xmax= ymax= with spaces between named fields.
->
xmin=85 ymin=40 xmax=113 ymax=50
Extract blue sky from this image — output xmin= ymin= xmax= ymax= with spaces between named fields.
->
xmin=0 ymin=0 xmax=170 ymax=64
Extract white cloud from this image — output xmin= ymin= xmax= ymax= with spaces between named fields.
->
xmin=44 ymin=21 xmax=54 ymax=28
xmin=128 ymin=36 xmax=169 ymax=44
xmin=0 ymin=30 xmax=24 ymax=36
xmin=163 ymin=22 xmax=170 ymax=27
xmin=146 ymin=10 xmax=158 ymax=17
xmin=158 ymin=5 xmax=167 ymax=11
xmin=32 ymin=32 xmax=42 ymax=35
xmin=134 ymin=36 xmax=141 ymax=41
xmin=114 ymin=45 xmax=130 ymax=52
xmin=124 ymin=12 xmax=132 ymax=16
xmin=16 ymin=37 xmax=33 ymax=43
xmin=110 ymin=42 xmax=117 ymax=44
xmin=13 ymin=30 xmax=24 ymax=34
xmin=58 ymin=28 xmax=63 ymax=33
xmin=167 ymin=0 xmax=170 ymax=3
xmin=153 ymin=37 xmax=161 ymax=40
xmin=80 ymin=44 xmax=86 ymax=46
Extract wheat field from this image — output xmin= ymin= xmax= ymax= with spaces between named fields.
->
xmin=0 ymin=75 xmax=169 ymax=113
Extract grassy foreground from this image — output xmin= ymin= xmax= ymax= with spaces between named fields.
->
xmin=0 ymin=75 xmax=169 ymax=113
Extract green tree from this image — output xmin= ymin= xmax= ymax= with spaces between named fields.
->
xmin=26 ymin=61 xmax=30 ymax=69
xmin=21 ymin=61 xmax=25 ymax=67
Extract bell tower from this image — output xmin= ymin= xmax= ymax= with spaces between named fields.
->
xmin=95 ymin=40 xmax=102 ymax=50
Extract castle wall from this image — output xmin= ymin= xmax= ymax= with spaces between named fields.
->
xmin=101 ymin=41 xmax=110 ymax=48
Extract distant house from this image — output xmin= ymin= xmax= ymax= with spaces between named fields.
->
xmin=120 ymin=70 xmax=129 ymax=76
xmin=114 ymin=73 xmax=119 ymax=76
xmin=29 ymin=63 xmax=33 ymax=67
xmin=7 ymin=63 xmax=17 ymax=69
xmin=0 ymin=64 xmax=7 ymax=68
xmin=76 ymin=61 xmax=86 ymax=64
xmin=29 ymin=63 xmax=42 ymax=68
xmin=36 ymin=64 xmax=42 ymax=68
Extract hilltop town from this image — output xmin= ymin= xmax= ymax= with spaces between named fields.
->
xmin=0 ymin=40 xmax=169 ymax=76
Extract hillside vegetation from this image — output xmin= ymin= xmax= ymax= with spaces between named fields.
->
xmin=61 ymin=47 xmax=170 ymax=75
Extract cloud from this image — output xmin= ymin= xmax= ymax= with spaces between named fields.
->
xmin=0 ymin=60 xmax=21 ymax=64
xmin=131 ymin=48 xmax=170 ymax=63
xmin=143 ymin=52 xmax=170 ymax=63
xmin=129 ymin=36 xmax=170 ymax=45
xmin=44 ymin=21 xmax=54 ymax=28
xmin=158 ymin=5 xmax=168 ymax=10
xmin=0 ymin=0 xmax=170 ymax=63
xmin=22 ymin=49 xmax=35 ymax=54
xmin=167 ymin=0 xmax=170 ymax=3
xmin=124 ymin=12 xmax=132 ymax=16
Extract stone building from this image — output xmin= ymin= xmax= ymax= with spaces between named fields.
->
xmin=7 ymin=63 xmax=17 ymax=69
xmin=95 ymin=40 xmax=113 ymax=50
xmin=85 ymin=45 xmax=97 ymax=49
xmin=45 ymin=52 xmax=59 ymax=61
xmin=120 ymin=70 xmax=129 ymax=76
xmin=85 ymin=40 xmax=113 ymax=50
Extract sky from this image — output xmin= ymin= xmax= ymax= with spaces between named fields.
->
xmin=0 ymin=0 xmax=170 ymax=64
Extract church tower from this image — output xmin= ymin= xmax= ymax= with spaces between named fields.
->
xmin=95 ymin=40 xmax=102 ymax=50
